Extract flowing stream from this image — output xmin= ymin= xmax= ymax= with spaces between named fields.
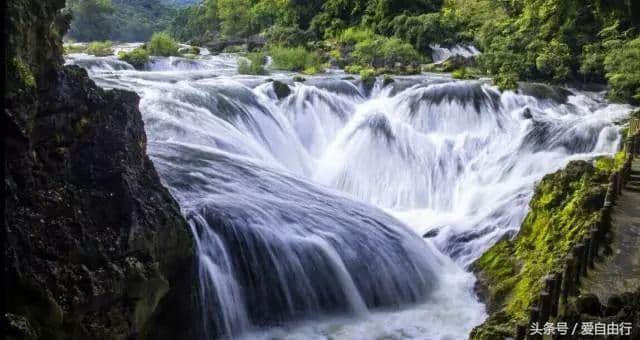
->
xmin=66 ymin=50 xmax=633 ymax=340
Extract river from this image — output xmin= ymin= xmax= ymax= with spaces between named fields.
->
xmin=66 ymin=47 xmax=633 ymax=340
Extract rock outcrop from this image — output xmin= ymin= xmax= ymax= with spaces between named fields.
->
xmin=4 ymin=1 xmax=196 ymax=339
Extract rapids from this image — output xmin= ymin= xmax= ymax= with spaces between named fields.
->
xmin=66 ymin=50 xmax=633 ymax=340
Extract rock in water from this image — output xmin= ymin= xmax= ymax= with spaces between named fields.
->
xmin=272 ymin=80 xmax=292 ymax=99
xmin=4 ymin=1 xmax=196 ymax=339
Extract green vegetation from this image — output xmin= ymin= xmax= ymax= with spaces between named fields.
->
xmin=471 ymin=160 xmax=613 ymax=338
xmin=603 ymin=37 xmax=640 ymax=102
xmin=447 ymin=0 xmax=640 ymax=99
xmin=238 ymin=52 xmax=268 ymax=75
xmin=66 ymin=0 xmax=176 ymax=42
xmin=147 ymin=33 xmax=180 ymax=56
xmin=12 ymin=57 xmax=36 ymax=88
xmin=118 ymin=47 xmax=150 ymax=69
xmin=66 ymin=0 xmax=639 ymax=101
xmin=169 ymin=0 xmax=218 ymax=43
xmin=451 ymin=67 xmax=475 ymax=79
xmin=269 ymin=46 xmax=324 ymax=74
xmin=63 ymin=43 xmax=88 ymax=55
xmin=86 ymin=41 xmax=114 ymax=56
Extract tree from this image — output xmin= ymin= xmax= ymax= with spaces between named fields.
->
xmin=217 ymin=0 xmax=253 ymax=37
xmin=67 ymin=0 xmax=115 ymax=41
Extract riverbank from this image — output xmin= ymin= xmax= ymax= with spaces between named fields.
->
xmin=470 ymin=113 xmax=640 ymax=339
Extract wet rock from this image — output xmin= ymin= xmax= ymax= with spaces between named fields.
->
xmin=383 ymin=75 xmax=395 ymax=87
xmin=272 ymin=80 xmax=291 ymax=99
xmin=423 ymin=229 xmax=440 ymax=238
xmin=576 ymin=294 xmax=603 ymax=316
xmin=5 ymin=0 xmax=197 ymax=339
xmin=518 ymin=83 xmax=573 ymax=104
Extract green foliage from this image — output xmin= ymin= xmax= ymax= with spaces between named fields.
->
xmin=472 ymin=160 xmax=610 ymax=337
xmin=385 ymin=13 xmax=457 ymax=53
xmin=218 ymin=0 xmax=253 ymax=37
xmin=147 ymin=33 xmax=180 ymax=56
xmin=359 ymin=67 xmax=377 ymax=88
xmin=12 ymin=57 xmax=36 ymax=88
xmin=67 ymin=0 xmax=176 ymax=42
xmin=66 ymin=0 xmax=114 ymax=41
xmin=451 ymin=67 xmax=474 ymax=79
xmin=337 ymin=27 xmax=422 ymax=71
xmin=604 ymin=37 xmax=640 ymax=103
xmin=63 ymin=43 xmax=88 ymax=55
xmin=168 ymin=0 xmax=218 ymax=43
xmin=86 ymin=41 xmax=114 ymax=56
xmin=237 ymin=52 xmax=268 ymax=75
xmin=263 ymin=25 xmax=311 ymax=47
xmin=118 ymin=47 xmax=150 ymax=69
xmin=269 ymin=46 xmax=324 ymax=74
xmin=338 ymin=27 xmax=374 ymax=45
xmin=535 ymin=39 xmax=572 ymax=83
xmin=448 ymin=0 xmax=639 ymax=98
xmin=594 ymin=151 xmax=627 ymax=175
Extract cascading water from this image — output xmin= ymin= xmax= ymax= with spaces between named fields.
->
xmin=66 ymin=50 xmax=634 ymax=339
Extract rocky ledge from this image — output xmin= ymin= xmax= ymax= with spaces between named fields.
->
xmin=4 ymin=1 xmax=196 ymax=339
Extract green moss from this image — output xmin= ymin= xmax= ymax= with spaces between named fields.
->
xmin=594 ymin=151 xmax=626 ymax=175
xmin=472 ymin=160 xmax=610 ymax=338
xmin=12 ymin=57 xmax=36 ymax=88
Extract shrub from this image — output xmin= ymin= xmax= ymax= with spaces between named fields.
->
xmin=269 ymin=46 xmax=324 ymax=74
xmin=63 ymin=43 xmax=88 ymax=55
xmin=451 ymin=67 xmax=474 ymax=79
xmin=385 ymin=13 xmax=457 ymax=53
xmin=263 ymin=25 xmax=311 ymax=47
xmin=338 ymin=27 xmax=375 ymax=45
xmin=535 ymin=39 xmax=572 ymax=83
xmin=147 ymin=32 xmax=180 ymax=57
xmin=86 ymin=41 xmax=114 ymax=56
xmin=118 ymin=47 xmax=150 ymax=69
xmin=351 ymin=36 xmax=421 ymax=69
xmin=604 ymin=37 xmax=640 ymax=103
xmin=238 ymin=52 xmax=268 ymax=75
xmin=359 ymin=68 xmax=377 ymax=89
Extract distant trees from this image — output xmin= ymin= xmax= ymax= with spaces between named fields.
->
xmin=66 ymin=0 xmax=176 ymax=42
xmin=66 ymin=0 xmax=114 ymax=41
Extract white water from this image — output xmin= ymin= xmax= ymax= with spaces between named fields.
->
xmin=66 ymin=50 xmax=633 ymax=340
xmin=430 ymin=44 xmax=481 ymax=64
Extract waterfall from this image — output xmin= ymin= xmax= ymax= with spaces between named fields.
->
xmin=67 ymin=50 xmax=634 ymax=339
xmin=429 ymin=44 xmax=481 ymax=63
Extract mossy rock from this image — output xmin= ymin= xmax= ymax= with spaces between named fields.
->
xmin=471 ymin=160 xmax=612 ymax=338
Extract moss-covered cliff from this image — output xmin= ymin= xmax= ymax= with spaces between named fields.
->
xmin=4 ymin=1 xmax=197 ymax=339
xmin=470 ymin=160 xmax=610 ymax=339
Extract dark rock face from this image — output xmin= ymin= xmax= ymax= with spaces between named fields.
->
xmin=272 ymin=80 xmax=292 ymax=100
xmin=5 ymin=1 xmax=196 ymax=339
